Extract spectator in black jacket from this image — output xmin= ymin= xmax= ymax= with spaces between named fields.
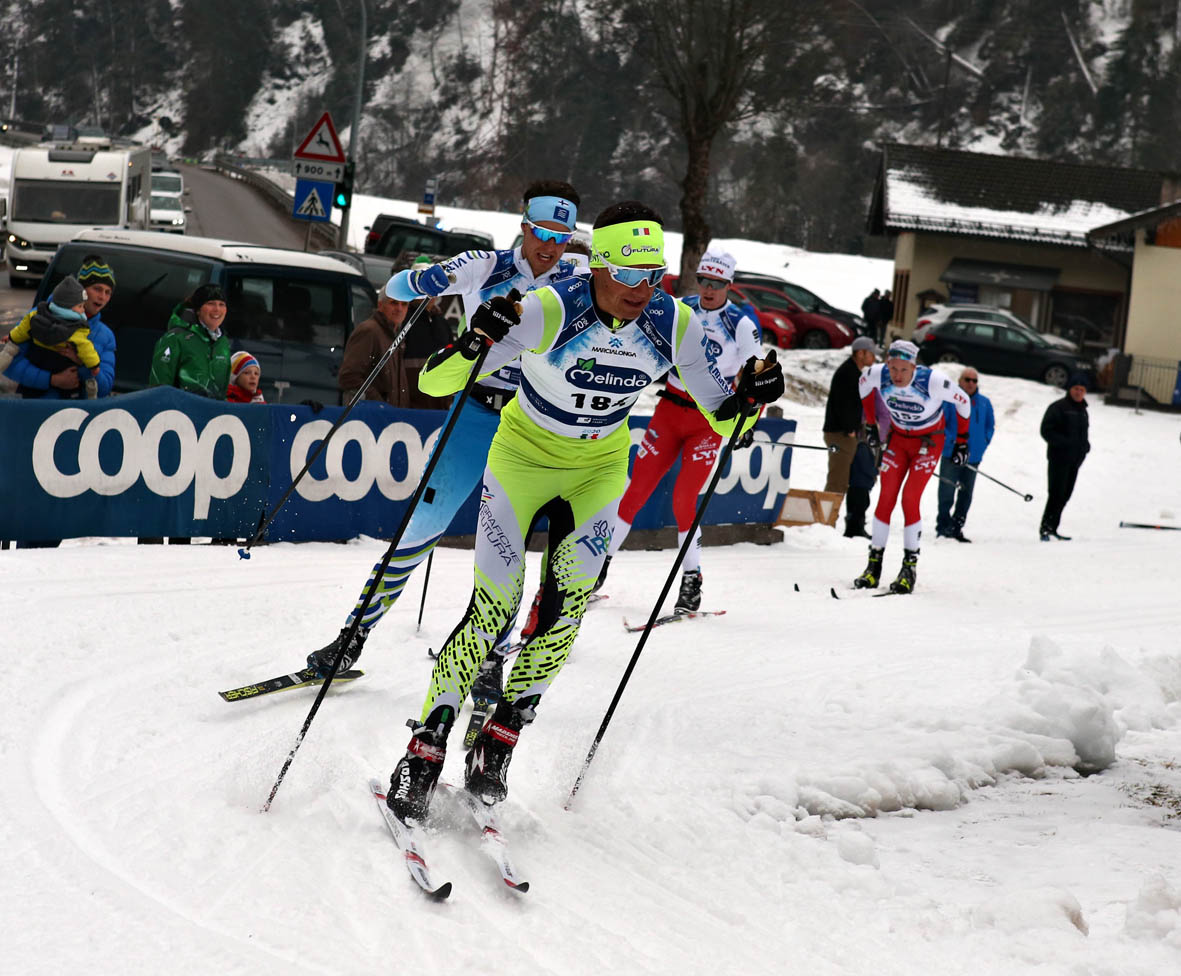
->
xmin=1039 ymin=372 xmax=1091 ymax=541
xmin=823 ymin=336 xmax=879 ymax=535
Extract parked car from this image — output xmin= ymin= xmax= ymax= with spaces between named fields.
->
xmin=37 ymin=229 xmax=377 ymax=403
xmin=660 ymin=275 xmax=795 ymax=348
xmin=365 ymin=214 xmax=494 ymax=259
xmin=148 ymin=193 xmax=187 ymax=234
xmin=914 ymin=303 xmax=1080 ymax=352
xmin=319 ymin=249 xmax=398 ymax=292
xmin=731 ymin=282 xmax=855 ymax=349
xmin=732 ymin=271 xmax=867 ymax=336
xmin=916 ymin=316 xmax=1094 ymax=387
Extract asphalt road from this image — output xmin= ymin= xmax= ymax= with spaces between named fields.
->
xmin=178 ymin=163 xmax=312 ymax=248
xmin=1 ymin=163 xmax=311 ymax=330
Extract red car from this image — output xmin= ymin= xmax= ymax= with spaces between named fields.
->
xmin=662 ymin=275 xmax=796 ymax=348
xmin=730 ymin=283 xmax=856 ymax=349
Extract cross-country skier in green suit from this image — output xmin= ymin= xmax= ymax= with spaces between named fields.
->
xmin=386 ymin=201 xmax=785 ymax=822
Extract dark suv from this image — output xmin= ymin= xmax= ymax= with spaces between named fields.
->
xmin=38 ymin=229 xmax=378 ymax=403
xmin=364 ymin=214 xmax=493 ymax=258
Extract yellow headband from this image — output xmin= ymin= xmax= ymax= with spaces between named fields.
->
xmin=590 ymin=220 xmax=665 ymax=267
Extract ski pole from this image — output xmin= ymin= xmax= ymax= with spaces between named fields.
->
xmin=1119 ymin=521 xmax=1181 ymax=531
xmin=967 ymin=465 xmax=1034 ymax=502
xmin=567 ymin=396 xmax=758 ymax=809
xmin=239 ymin=280 xmax=453 ymax=559
xmin=416 ymin=550 xmax=434 ymax=633
xmin=789 ymin=442 xmax=839 ymax=453
xmin=263 ymin=340 xmax=491 ymax=812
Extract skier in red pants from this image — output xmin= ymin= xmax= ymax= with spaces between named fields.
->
xmin=853 ymin=339 xmax=970 ymax=593
xmin=601 ymin=250 xmax=763 ymax=612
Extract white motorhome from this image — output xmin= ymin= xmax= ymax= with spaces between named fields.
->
xmin=3 ymin=141 xmax=151 ymax=287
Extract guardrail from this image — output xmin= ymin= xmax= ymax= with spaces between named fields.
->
xmin=211 ymin=153 xmax=339 ymax=251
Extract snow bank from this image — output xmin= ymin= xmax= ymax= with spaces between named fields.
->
xmin=1125 ymin=876 xmax=1181 ymax=947
xmin=735 ymin=636 xmax=1180 ymax=824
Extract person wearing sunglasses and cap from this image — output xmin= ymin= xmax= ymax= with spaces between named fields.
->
xmin=304 ymin=181 xmax=582 ymax=683
xmin=383 ymin=201 xmax=784 ymax=823
xmin=852 ymin=338 xmax=970 ymax=594
xmin=600 ymin=249 xmax=763 ymax=613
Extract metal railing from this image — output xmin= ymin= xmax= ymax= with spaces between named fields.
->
xmin=210 ymin=153 xmax=340 ymax=251
xmin=1108 ymin=354 xmax=1181 ymax=412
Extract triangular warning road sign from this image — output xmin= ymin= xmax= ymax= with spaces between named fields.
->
xmin=294 ymin=112 xmax=346 ymax=163
xmin=296 ymin=186 xmax=327 ymax=218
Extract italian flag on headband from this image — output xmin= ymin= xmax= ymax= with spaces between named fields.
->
xmin=632 ymin=227 xmax=651 ymax=236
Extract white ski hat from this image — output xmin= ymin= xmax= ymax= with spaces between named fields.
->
xmin=696 ymin=250 xmax=737 ymax=281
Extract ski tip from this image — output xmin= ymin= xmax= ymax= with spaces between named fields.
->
xmin=830 ymin=587 xmax=839 ymax=599
xmin=429 ymin=881 xmax=453 ymax=900
xmin=506 ymin=879 xmax=530 ymax=893
xmin=794 ymin=582 xmax=800 ymax=591
xmin=237 ymin=547 xmax=251 ymax=560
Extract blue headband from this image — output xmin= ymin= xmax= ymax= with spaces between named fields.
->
xmin=523 ymin=195 xmax=577 ymax=230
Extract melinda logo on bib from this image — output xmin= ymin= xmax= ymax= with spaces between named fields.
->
xmin=565 ymin=357 xmax=650 ymax=392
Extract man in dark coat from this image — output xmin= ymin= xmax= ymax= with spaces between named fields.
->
xmin=1038 ymin=372 xmax=1090 ymax=541
xmin=338 ymin=291 xmax=412 ymax=406
xmin=823 ymin=335 xmax=879 ymax=536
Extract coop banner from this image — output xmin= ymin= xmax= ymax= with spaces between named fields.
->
xmin=1 ymin=388 xmax=796 ymax=542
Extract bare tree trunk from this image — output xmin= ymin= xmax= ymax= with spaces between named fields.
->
xmin=677 ymin=134 xmax=712 ymax=296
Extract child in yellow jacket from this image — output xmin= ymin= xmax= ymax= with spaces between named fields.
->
xmin=0 ymin=275 xmax=99 ymax=397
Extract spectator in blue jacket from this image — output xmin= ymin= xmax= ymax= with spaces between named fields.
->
xmin=936 ymin=366 xmax=994 ymax=542
xmin=1 ymin=254 xmax=117 ymax=398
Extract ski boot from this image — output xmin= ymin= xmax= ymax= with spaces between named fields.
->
xmin=465 ymin=699 xmax=534 ymax=805
xmin=853 ymin=546 xmax=884 ymax=588
xmin=388 ymin=707 xmax=451 ymax=823
xmin=519 ymin=586 xmax=544 ymax=642
xmin=889 ymin=549 xmax=919 ymax=594
xmin=470 ymin=650 xmax=505 ymax=704
xmin=675 ymin=568 xmax=702 ymax=613
xmin=307 ymin=625 xmax=367 ymax=677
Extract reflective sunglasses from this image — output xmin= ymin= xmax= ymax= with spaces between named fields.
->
xmin=888 ymin=348 xmax=917 ymax=362
xmin=524 ymin=218 xmax=574 ymax=245
xmin=595 ymin=252 xmax=666 ymax=288
xmin=696 ymin=275 xmax=729 ymax=289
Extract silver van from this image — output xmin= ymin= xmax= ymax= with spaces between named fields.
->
xmin=37 ymin=229 xmax=377 ymax=403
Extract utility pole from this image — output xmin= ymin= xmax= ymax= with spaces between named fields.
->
xmin=338 ymin=0 xmax=367 ymax=250
xmin=936 ymin=44 xmax=953 ymax=148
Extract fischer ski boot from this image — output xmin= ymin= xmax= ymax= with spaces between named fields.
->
xmin=889 ymin=549 xmax=919 ymax=594
xmin=465 ymin=699 xmax=534 ymax=805
xmin=470 ymin=650 xmax=505 ymax=703
xmin=307 ymin=625 xmax=367 ymax=677
xmin=388 ymin=707 xmax=452 ymax=823
xmin=853 ymin=546 xmax=884 ymax=588
xmin=675 ymin=568 xmax=702 ymax=613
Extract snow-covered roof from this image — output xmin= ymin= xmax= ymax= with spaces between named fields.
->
xmin=869 ymin=143 xmax=1171 ymax=248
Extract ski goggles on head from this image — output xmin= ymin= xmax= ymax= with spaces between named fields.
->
xmin=594 ymin=252 xmax=667 ymax=288
xmin=887 ymin=340 xmax=920 ymax=362
xmin=523 ymin=218 xmax=575 ymax=245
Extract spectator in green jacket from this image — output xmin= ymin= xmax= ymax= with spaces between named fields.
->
xmin=148 ymin=283 xmax=231 ymax=398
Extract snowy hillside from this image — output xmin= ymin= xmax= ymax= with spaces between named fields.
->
xmin=4 ymin=361 xmax=1181 ymax=974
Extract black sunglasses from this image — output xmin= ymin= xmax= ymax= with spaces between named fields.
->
xmin=962 ymin=377 xmax=979 ymax=383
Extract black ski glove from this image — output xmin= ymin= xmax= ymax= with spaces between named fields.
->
xmin=458 ymin=290 xmax=522 ymax=359
xmin=736 ymin=428 xmax=756 ymax=450
xmin=863 ymin=422 xmax=881 ymax=453
xmin=735 ymin=349 xmax=784 ymax=405
xmin=950 ymin=438 xmax=969 ymax=466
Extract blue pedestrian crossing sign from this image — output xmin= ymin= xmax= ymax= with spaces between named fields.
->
xmin=293 ymin=178 xmax=334 ymax=222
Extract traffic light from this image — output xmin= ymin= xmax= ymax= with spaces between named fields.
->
xmin=334 ymin=160 xmax=356 ymax=210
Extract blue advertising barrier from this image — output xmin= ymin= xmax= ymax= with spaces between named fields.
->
xmin=0 ymin=388 xmax=796 ymax=543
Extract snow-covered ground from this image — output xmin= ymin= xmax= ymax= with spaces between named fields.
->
xmin=4 ymin=357 xmax=1181 ymax=974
